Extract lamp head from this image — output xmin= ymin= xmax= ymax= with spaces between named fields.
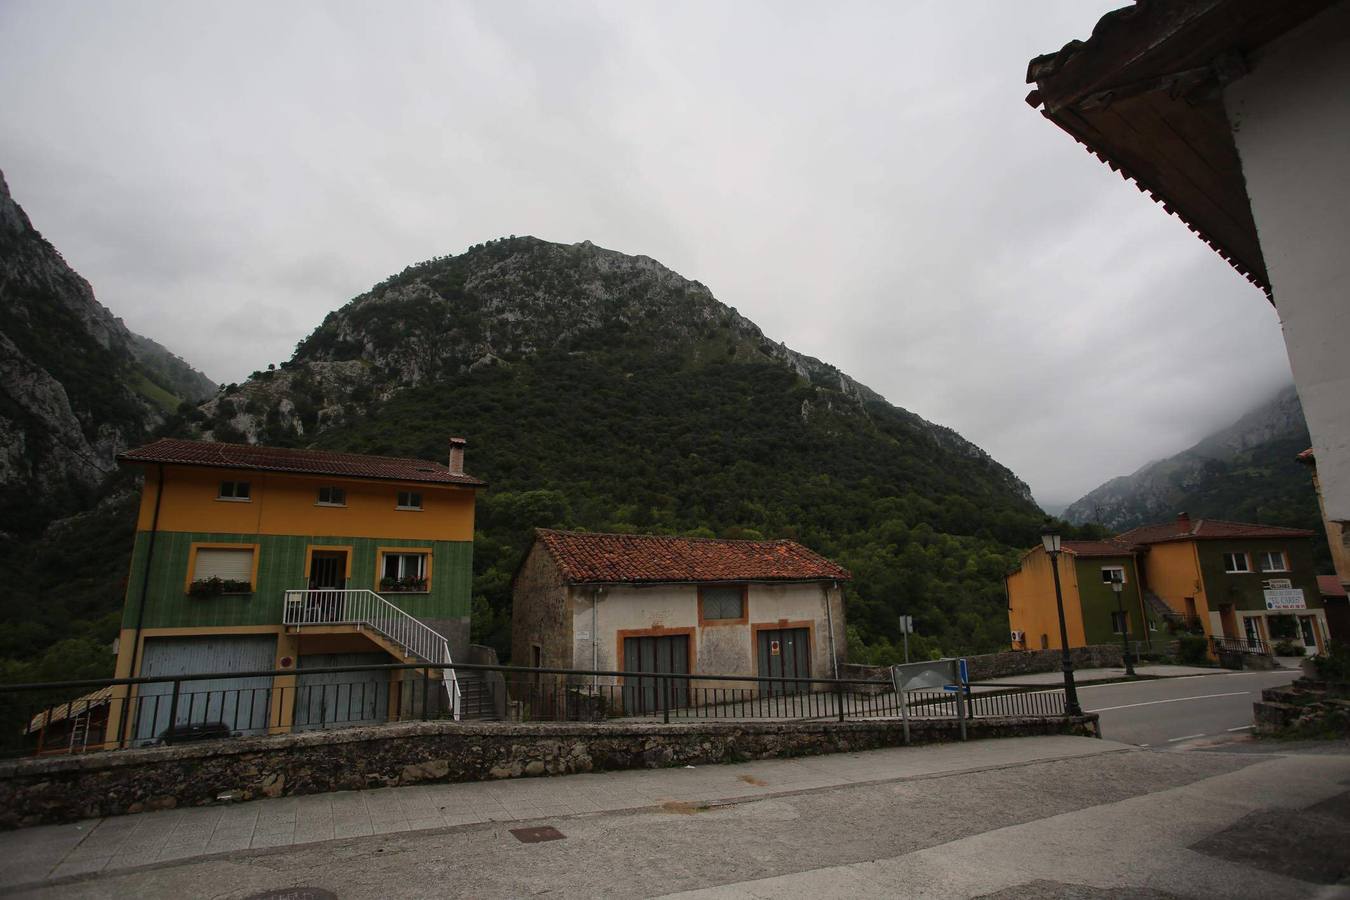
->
xmin=1040 ymin=525 xmax=1062 ymax=555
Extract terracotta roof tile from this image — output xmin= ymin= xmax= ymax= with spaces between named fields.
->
xmin=119 ymin=438 xmax=485 ymax=487
xmin=1116 ymin=517 xmax=1315 ymax=545
xmin=1063 ymin=539 xmax=1137 ymax=558
xmin=1319 ymin=575 xmax=1347 ymax=598
xmin=535 ymin=529 xmax=851 ymax=585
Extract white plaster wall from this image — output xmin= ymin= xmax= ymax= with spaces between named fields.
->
xmin=570 ymin=581 xmax=845 ymax=688
xmin=1225 ymin=2 xmax=1350 ymax=523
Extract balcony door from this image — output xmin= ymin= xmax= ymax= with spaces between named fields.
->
xmin=306 ymin=550 xmax=348 ymax=622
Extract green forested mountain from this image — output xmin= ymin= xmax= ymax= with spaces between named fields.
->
xmin=3 ymin=234 xmax=1053 ymax=678
xmin=185 ymin=236 xmax=1046 ymax=661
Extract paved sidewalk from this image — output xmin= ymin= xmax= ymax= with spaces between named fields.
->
xmin=0 ymin=735 xmax=1125 ymax=891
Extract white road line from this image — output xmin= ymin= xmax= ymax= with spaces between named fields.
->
xmin=1167 ymin=733 xmax=1205 ymax=743
xmin=1085 ymin=690 xmax=1250 ymax=713
xmin=1227 ymin=725 xmax=1254 ymax=732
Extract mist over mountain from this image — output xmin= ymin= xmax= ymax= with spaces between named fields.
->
xmin=1063 ymin=384 xmax=1329 ymax=568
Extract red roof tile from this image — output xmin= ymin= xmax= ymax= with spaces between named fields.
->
xmin=1319 ymin=575 xmax=1347 ymax=598
xmin=119 ymin=438 xmax=485 ymax=487
xmin=1063 ymin=539 xmax=1137 ymax=558
xmin=1116 ymin=518 xmax=1315 ymax=545
xmin=535 ymin=529 xmax=851 ymax=585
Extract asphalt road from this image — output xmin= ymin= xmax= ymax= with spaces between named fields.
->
xmin=1082 ymin=669 xmax=1299 ymax=748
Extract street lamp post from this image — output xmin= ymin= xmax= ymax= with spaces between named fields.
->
xmin=1112 ymin=577 xmax=1134 ymax=674
xmin=1042 ymin=525 xmax=1083 ymax=717
xmin=1112 ymin=580 xmax=1136 ymax=677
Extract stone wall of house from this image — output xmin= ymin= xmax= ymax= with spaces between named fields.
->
xmin=509 ymin=542 xmax=573 ymax=671
xmin=0 ymin=716 xmax=1098 ymax=829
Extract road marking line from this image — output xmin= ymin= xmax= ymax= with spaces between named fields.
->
xmin=1168 ymin=733 xmax=1205 ymax=743
xmin=1086 ymin=690 xmax=1250 ymax=713
xmin=1227 ymin=725 xmax=1254 ymax=732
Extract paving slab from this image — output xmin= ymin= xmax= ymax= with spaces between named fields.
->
xmin=0 ymin=734 xmax=1124 ymax=891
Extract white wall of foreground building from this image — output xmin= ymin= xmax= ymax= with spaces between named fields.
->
xmin=1225 ymin=1 xmax=1350 ymax=525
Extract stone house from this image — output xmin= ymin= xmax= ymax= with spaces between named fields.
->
xmin=511 ymin=530 xmax=850 ymax=712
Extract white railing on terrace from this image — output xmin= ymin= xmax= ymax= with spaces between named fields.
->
xmin=282 ymin=589 xmax=460 ymax=720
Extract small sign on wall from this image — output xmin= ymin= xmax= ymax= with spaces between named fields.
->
xmin=1264 ymin=588 xmax=1306 ymax=610
xmin=770 ymin=640 xmax=781 ymax=656
xmin=1263 ymin=578 xmax=1293 ymax=590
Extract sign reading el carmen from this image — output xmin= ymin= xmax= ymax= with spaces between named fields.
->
xmin=1264 ymin=588 xmax=1307 ymax=610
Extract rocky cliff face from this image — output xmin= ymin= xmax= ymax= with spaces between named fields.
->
xmin=1063 ymin=385 xmax=1316 ymax=531
xmin=199 ymin=236 xmax=1031 ymax=502
xmin=0 ymin=169 xmax=216 ymax=532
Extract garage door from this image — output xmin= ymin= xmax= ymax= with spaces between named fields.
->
xmin=133 ymin=635 xmax=276 ymax=744
xmin=622 ymin=634 xmax=690 ymax=714
xmin=295 ymin=653 xmax=390 ymax=731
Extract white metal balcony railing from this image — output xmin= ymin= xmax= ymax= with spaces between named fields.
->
xmin=282 ymin=589 xmax=460 ymax=719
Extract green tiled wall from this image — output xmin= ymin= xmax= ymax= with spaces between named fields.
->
xmin=121 ymin=532 xmax=473 ymax=629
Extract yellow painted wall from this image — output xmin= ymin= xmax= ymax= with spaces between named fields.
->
xmin=1140 ymin=541 xmax=1209 ymax=622
xmin=134 ymin=465 xmax=475 ymax=541
xmin=1007 ymin=548 xmax=1087 ymax=650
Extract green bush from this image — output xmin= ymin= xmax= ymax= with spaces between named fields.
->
xmin=1313 ymin=642 xmax=1350 ymax=682
xmin=1272 ymin=639 xmax=1305 ymax=656
xmin=1177 ymin=634 xmax=1210 ymax=665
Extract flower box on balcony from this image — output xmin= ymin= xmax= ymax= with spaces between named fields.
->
xmin=380 ymin=576 xmax=427 ymax=594
xmin=188 ymin=577 xmax=253 ymax=597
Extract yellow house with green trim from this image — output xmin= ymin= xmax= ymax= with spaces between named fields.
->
xmin=105 ymin=437 xmax=483 ymax=747
xmin=1007 ymin=540 xmax=1156 ymax=652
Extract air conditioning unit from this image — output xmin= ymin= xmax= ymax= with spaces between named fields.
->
xmin=1010 ymin=630 xmax=1025 ymax=643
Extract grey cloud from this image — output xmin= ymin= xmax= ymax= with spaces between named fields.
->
xmin=0 ymin=0 xmax=1293 ymax=509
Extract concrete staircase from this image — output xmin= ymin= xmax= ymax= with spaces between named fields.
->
xmin=456 ymin=670 xmax=503 ymax=721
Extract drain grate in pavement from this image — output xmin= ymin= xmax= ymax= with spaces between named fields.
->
xmin=242 ymin=890 xmax=338 ymax=900
xmin=510 ymin=825 xmax=565 ymax=843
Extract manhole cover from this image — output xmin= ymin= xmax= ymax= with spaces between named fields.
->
xmin=510 ymin=825 xmax=565 ymax=843
xmin=243 ymin=890 xmax=338 ymax=900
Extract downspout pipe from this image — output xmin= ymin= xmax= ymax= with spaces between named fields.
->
xmin=121 ymin=462 xmax=163 ymax=745
xmin=591 ymin=587 xmax=603 ymax=692
xmin=823 ymin=581 xmax=839 ymax=678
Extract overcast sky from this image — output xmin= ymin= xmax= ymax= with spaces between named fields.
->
xmin=0 ymin=1 xmax=1295 ymax=509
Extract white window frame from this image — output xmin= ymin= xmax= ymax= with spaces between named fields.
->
xmin=217 ymin=480 xmax=251 ymax=502
xmin=382 ymin=552 xmax=427 ymax=580
xmin=396 ymin=490 xmax=423 ymax=510
xmin=316 ymin=485 xmax=347 ymax=507
xmin=1257 ymin=550 xmax=1288 ymax=573
xmin=1100 ymin=566 xmax=1126 ymax=584
xmin=1222 ymin=552 xmax=1251 ymax=574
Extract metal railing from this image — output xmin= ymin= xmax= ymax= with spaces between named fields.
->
xmin=282 ymin=589 xmax=460 ymax=718
xmin=0 ymin=661 xmax=1074 ymax=759
xmin=1210 ymin=635 xmax=1271 ymax=656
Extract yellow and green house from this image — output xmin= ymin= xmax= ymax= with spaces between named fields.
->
xmin=1008 ymin=514 xmax=1328 ymax=657
xmin=104 ymin=437 xmax=483 ymax=747
xmin=1006 ymin=540 xmax=1154 ymax=652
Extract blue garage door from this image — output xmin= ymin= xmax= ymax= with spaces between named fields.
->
xmin=133 ymin=635 xmax=277 ymax=744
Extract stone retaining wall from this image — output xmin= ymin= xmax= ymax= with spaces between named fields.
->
xmin=0 ymin=716 xmax=1097 ymax=829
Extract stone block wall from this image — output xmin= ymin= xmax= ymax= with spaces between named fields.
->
xmin=0 ymin=716 xmax=1097 ymax=829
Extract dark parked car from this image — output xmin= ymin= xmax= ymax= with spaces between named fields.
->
xmin=158 ymin=721 xmax=235 ymax=745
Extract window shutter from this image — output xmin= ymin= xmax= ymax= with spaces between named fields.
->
xmin=195 ymin=548 xmax=253 ymax=582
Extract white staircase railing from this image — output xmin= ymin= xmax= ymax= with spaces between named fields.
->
xmin=283 ymin=589 xmax=461 ymax=720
